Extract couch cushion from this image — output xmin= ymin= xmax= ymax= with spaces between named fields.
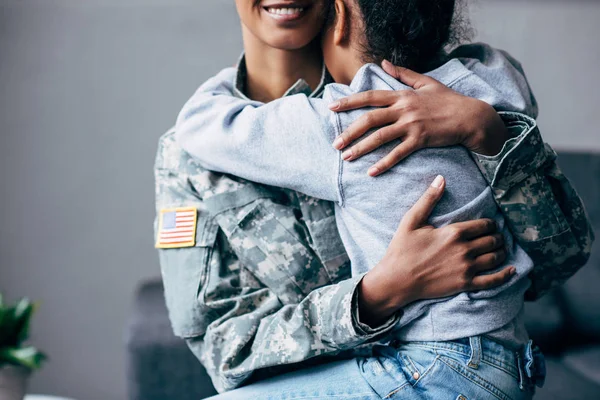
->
xmin=561 ymin=241 xmax=600 ymax=340
xmin=554 ymin=152 xmax=600 ymax=340
xmin=562 ymin=346 xmax=600 ymax=386
xmin=555 ymin=152 xmax=600 ymax=226
xmin=535 ymin=358 xmax=600 ymax=400
xmin=524 ymin=292 xmax=565 ymax=354
xmin=127 ymin=280 xmax=218 ymax=400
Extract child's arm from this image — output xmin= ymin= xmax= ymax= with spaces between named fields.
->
xmin=175 ymin=68 xmax=341 ymax=203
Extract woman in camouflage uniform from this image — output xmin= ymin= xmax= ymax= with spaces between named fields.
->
xmin=155 ymin=0 xmax=592 ymax=398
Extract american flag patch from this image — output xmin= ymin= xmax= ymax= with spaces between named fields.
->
xmin=155 ymin=207 xmax=197 ymax=249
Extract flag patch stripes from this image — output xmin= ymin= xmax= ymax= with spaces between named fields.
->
xmin=156 ymin=207 xmax=197 ymax=249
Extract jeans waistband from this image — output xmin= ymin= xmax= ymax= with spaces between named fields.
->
xmin=389 ymin=336 xmax=545 ymax=389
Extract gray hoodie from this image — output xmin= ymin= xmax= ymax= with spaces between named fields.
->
xmin=175 ymin=44 xmax=539 ymax=347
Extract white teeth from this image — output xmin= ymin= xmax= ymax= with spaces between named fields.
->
xmin=267 ymin=7 xmax=304 ymax=16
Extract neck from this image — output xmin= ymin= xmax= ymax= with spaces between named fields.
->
xmin=242 ymin=27 xmax=323 ymax=103
xmin=334 ymin=51 xmax=365 ymax=85
xmin=322 ymin=26 xmax=369 ymax=85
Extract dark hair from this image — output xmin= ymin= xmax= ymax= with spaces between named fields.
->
xmin=335 ymin=0 xmax=471 ymax=72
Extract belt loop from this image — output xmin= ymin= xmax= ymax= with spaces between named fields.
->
xmin=518 ymin=340 xmax=546 ymax=390
xmin=467 ymin=336 xmax=482 ymax=369
xmin=516 ymin=351 xmax=526 ymax=390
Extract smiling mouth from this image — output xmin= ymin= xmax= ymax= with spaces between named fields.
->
xmin=263 ymin=4 xmax=310 ymax=22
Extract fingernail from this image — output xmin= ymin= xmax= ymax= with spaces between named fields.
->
xmin=368 ymin=167 xmax=380 ymax=176
xmin=329 ymin=101 xmax=340 ymax=110
xmin=332 ymin=137 xmax=344 ymax=149
xmin=509 ymin=267 xmax=516 ymax=275
xmin=431 ymin=175 xmax=444 ymax=188
xmin=382 ymin=60 xmax=392 ymax=68
xmin=342 ymin=150 xmax=353 ymax=161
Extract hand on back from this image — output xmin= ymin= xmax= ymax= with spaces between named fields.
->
xmin=330 ymin=61 xmax=509 ymax=176
xmin=358 ymin=175 xmax=515 ymax=327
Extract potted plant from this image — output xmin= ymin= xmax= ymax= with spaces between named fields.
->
xmin=0 ymin=293 xmax=46 ymax=400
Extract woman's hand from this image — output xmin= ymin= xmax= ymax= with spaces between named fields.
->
xmin=357 ymin=175 xmax=515 ymax=327
xmin=329 ymin=61 xmax=510 ymax=177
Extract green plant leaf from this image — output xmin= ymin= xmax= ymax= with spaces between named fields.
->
xmin=12 ymin=299 xmax=35 ymax=344
xmin=0 ymin=346 xmax=46 ymax=370
xmin=0 ymin=307 xmax=6 ymax=337
xmin=0 ymin=296 xmax=44 ymax=369
xmin=0 ymin=298 xmax=38 ymax=347
xmin=0 ymin=307 xmax=18 ymax=347
xmin=0 ymin=298 xmax=35 ymax=347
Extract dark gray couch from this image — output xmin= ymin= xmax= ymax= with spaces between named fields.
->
xmin=127 ymin=151 xmax=600 ymax=400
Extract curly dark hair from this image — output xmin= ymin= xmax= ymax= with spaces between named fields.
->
xmin=332 ymin=0 xmax=472 ymax=72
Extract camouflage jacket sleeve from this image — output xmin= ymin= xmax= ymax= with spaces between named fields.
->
xmin=155 ymin=131 xmax=399 ymax=393
xmin=472 ymin=112 xmax=595 ymax=300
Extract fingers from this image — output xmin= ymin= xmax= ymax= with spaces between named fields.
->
xmin=329 ymin=90 xmax=397 ymax=112
xmin=400 ymin=175 xmax=445 ymax=230
xmin=447 ymin=219 xmax=497 ymax=240
xmin=466 ymin=233 xmax=505 ymax=258
xmin=469 ymin=266 xmax=516 ymax=291
xmin=368 ymin=138 xmax=421 ymax=176
xmin=381 ymin=60 xmax=439 ymax=90
xmin=334 ymin=109 xmax=397 ymax=151
xmin=341 ymin=123 xmax=410 ymax=162
xmin=471 ymin=249 xmax=507 ymax=274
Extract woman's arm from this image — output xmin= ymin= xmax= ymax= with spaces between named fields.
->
xmin=382 ymin=59 xmax=594 ymax=300
xmin=156 ymin=132 xmax=513 ymax=392
xmin=332 ymin=64 xmax=594 ymax=300
xmin=156 ymin=131 xmax=386 ymax=392
xmin=472 ymin=129 xmax=595 ymax=300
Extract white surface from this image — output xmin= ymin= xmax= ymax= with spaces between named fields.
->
xmin=25 ymin=396 xmax=75 ymax=400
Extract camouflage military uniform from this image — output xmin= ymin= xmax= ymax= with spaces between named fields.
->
xmin=155 ymin=59 xmax=594 ymax=393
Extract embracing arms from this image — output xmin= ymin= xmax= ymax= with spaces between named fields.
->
xmin=160 ymin=45 xmax=593 ymax=392
xmin=155 ymin=134 xmax=375 ymax=392
xmin=155 ymin=132 xmax=512 ymax=392
xmin=176 ymin=53 xmax=593 ymax=301
xmin=331 ymin=62 xmax=594 ymax=300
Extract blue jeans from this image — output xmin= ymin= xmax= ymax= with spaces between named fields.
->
xmin=208 ymin=337 xmax=545 ymax=400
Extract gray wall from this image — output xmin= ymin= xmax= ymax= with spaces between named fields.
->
xmin=470 ymin=1 xmax=600 ymax=150
xmin=0 ymin=1 xmax=243 ymax=399
xmin=0 ymin=1 xmax=598 ymax=400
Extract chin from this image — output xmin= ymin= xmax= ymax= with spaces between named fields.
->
xmin=265 ymin=33 xmax=317 ymax=51
xmin=254 ymin=1 xmax=325 ymax=51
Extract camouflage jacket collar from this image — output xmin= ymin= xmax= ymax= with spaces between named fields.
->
xmin=233 ymin=53 xmax=332 ymax=100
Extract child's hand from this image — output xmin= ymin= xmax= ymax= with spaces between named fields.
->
xmin=329 ymin=61 xmax=510 ymax=176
